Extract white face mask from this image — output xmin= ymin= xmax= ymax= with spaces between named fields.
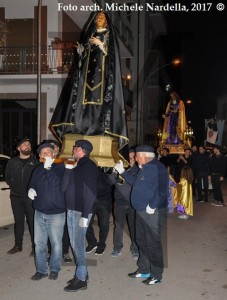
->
xmin=172 ymin=99 xmax=176 ymax=104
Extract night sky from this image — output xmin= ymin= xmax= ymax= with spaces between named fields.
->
xmin=161 ymin=3 xmax=227 ymax=144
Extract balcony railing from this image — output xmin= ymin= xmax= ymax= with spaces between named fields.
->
xmin=0 ymin=46 xmax=74 ymax=75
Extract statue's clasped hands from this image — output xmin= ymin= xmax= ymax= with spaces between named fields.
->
xmin=89 ymin=36 xmax=102 ymax=46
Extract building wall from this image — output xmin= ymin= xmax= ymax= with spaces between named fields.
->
xmin=0 ymin=0 xmax=168 ymax=150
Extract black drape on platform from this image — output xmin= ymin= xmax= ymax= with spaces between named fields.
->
xmin=49 ymin=12 xmax=128 ymax=152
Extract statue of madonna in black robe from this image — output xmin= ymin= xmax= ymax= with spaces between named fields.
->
xmin=49 ymin=12 xmax=128 ymax=151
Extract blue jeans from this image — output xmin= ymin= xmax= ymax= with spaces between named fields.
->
xmin=67 ymin=210 xmax=92 ymax=281
xmin=34 ymin=211 xmax=65 ymax=274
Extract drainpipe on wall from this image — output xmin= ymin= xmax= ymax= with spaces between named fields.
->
xmin=37 ymin=0 xmax=42 ymax=144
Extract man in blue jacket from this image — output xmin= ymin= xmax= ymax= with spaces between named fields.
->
xmin=61 ymin=140 xmax=99 ymax=292
xmin=28 ymin=142 xmax=65 ymax=281
xmin=114 ymin=145 xmax=168 ymax=285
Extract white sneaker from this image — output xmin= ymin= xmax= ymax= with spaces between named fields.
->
xmin=178 ymin=214 xmax=189 ymax=219
xmin=111 ymin=250 xmax=121 ymax=257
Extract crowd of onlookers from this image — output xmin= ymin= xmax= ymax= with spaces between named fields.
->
xmin=157 ymin=144 xmax=226 ymax=210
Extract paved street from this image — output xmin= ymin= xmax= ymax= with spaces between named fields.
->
xmin=0 ymin=184 xmax=227 ymax=300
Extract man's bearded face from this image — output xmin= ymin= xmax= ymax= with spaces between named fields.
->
xmin=19 ymin=141 xmax=31 ymax=155
xmin=20 ymin=148 xmax=31 ymax=155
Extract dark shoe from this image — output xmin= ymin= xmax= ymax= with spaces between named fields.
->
xmin=128 ymin=270 xmax=150 ymax=278
xmin=64 ymin=277 xmax=87 ymax=292
xmin=86 ymin=245 xmax=97 ymax=253
xmin=211 ymin=200 xmax=223 ymax=207
xmin=67 ymin=274 xmax=89 ymax=285
xmin=63 ymin=253 xmax=72 ymax=263
xmin=7 ymin=245 xmax=22 ymax=254
xmin=31 ymin=272 xmax=48 ymax=280
xmin=142 ymin=277 xmax=161 ymax=285
xmin=94 ymin=247 xmax=105 ymax=255
xmin=49 ymin=272 xmax=58 ymax=280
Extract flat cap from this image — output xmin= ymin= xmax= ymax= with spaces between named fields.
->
xmin=45 ymin=139 xmax=60 ymax=147
xmin=17 ymin=137 xmax=31 ymax=148
xmin=37 ymin=143 xmax=55 ymax=154
xmin=135 ymin=145 xmax=154 ymax=153
xmin=75 ymin=140 xmax=93 ymax=153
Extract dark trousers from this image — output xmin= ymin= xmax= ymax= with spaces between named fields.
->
xmin=136 ymin=209 xmax=167 ymax=280
xmin=10 ymin=196 xmax=34 ymax=247
xmin=86 ymin=200 xmax=111 ymax=250
xmin=62 ymin=220 xmax=70 ymax=254
xmin=113 ymin=203 xmax=137 ymax=252
xmin=197 ymin=175 xmax=208 ymax=201
xmin=211 ymin=175 xmax=223 ymax=202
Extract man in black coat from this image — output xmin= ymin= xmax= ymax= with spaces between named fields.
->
xmin=5 ymin=137 xmax=38 ymax=255
xmin=195 ymin=146 xmax=210 ymax=202
xmin=209 ymin=145 xmax=226 ymax=206
xmin=61 ymin=140 xmax=99 ymax=292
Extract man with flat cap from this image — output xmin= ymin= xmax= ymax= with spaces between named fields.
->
xmin=44 ymin=139 xmax=72 ymax=263
xmin=114 ymin=145 xmax=168 ymax=285
xmin=28 ymin=142 xmax=65 ymax=281
xmin=61 ymin=139 xmax=99 ymax=292
xmin=5 ymin=137 xmax=38 ymax=255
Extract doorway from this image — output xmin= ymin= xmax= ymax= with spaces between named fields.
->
xmin=0 ymin=99 xmax=37 ymax=156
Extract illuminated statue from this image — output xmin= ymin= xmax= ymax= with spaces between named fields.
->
xmin=162 ymin=92 xmax=186 ymax=144
xmin=49 ymin=12 xmax=128 ymax=152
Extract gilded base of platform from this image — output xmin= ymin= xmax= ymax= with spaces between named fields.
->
xmin=161 ymin=143 xmax=185 ymax=154
xmin=60 ymin=133 xmax=126 ymax=167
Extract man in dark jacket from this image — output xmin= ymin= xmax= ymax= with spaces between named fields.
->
xmin=175 ymin=148 xmax=193 ymax=182
xmin=61 ymin=140 xmax=99 ymax=292
xmin=209 ymin=145 xmax=226 ymax=206
xmin=28 ymin=143 xmax=65 ymax=281
xmin=159 ymin=147 xmax=171 ymax=168
xmin=5 ymin=137 xmax=38 ymax=255
xmin=110 ymin=148 xmax=139 ymax=258
xmin=195 ymin=146 xmax=210 ymax=202
xmin=114 ymin=145 xmax=168 ymax=285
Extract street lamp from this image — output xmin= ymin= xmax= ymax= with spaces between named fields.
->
xmin=141 ymin=58 xmax=181 ymax=90
xmin=156 ymin=128 xmax=163 ymax=146
xmin=156 ymin=128 xmax=163 ymax=140
xmin=184 ymin=126 xmax=194 ymax=147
